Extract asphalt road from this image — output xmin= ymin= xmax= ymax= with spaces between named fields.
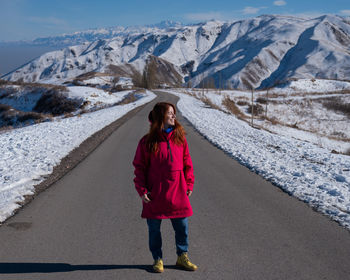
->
xmin=0 ymin=91 xmax=350 ymax=280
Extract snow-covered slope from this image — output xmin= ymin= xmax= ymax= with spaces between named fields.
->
xmin=2 ymin=15 xmax=350 ymax=89
xmin=0 ymin=81 xmax=137 ymax=128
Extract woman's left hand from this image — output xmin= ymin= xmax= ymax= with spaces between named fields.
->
xmin=187 ymin=190 xmax=192 ymax=197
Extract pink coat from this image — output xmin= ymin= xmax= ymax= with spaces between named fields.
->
xmin=132 ymin=131 xmax=195 ymax=219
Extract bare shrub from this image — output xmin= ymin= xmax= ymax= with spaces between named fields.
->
xmin=0 ymin=104 xmax=11 ymax=112
xmin=222 ymin=96 xmax=246 ymax=119
xmin=17 ymin=112 xmax=44 ymax=122
xmin=111 ymin=84 xmax=125 ymax=92
xmin=16 ymin=78 xmax=24 ymax=84
xmin=0 ymin=86 xmax=18 ymax=99
xmin=204 ymin=77 xmax=216 ymax=89
xmin=323 ymin=98 xmax=350 ymax=117
xmin=1 ymin=109 xmax=17 ymax=125
xmin=80 ymin=100 xmax=91 ymax=109
xmin=236 ymin=100 xmax=249 ymax=106
xmin=34 ymin=89 xmax=81 ymax=116
xmin=256 ymin=97 xmax=268 ymax=104
xmin=132 ymin=72 xmax=143 ymax=88
xmin=142 ymin=58 xmax=158 ymax=89
xmin=117 ymin=92 xmax=138 ymax=105
xmin=0 ymin=79 xmax=8 ymax=86
xmin=247 ymin=104 xmax=264 ymax=116
xmin=331 ymin=131 xmax=347 ymax=138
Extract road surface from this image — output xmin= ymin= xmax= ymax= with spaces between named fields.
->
xmin=0 ymin=91 xmax=350 ymax=280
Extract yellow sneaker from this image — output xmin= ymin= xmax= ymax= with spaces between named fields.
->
xmin=176 ymin=253 xmax=198 ymax=271
xmin=153 ymin=259 xmax=164 ymax=273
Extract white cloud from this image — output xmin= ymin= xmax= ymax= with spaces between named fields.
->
xmin=243 ymin=7 xmax=259 ymax=15
xmin=184 ymin=12 xmax=226 ymax=22
xmin=274 ymin=1 xmax=287 ymax=6
xmin=243 ymin=6 xmax=266 ymax=15
xmin=340 ymin=10 xmax=350 ymax=16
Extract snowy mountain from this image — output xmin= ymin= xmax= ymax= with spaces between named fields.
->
xmin=0 ymin=21 xmax=183 ymax=47
xmin=2 ymin=15 xmax=350 ymax=89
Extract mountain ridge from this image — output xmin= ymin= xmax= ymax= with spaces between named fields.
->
xmin=2 ymin=14 xmax=350 ymax=89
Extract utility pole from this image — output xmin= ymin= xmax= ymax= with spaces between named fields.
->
xmin=265 ymin=88 xmax=269 ymax=119
xmin=242 ymin=78 xmax=255 ymax=127
xmin=251 ymin=88 xmax=254 ymax=127
xmin=201 ymin=74 xmax=204 ymax=96
xmin=206 ymin=77 xmax=208 ymax=94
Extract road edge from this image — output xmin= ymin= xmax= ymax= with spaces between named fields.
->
xmin=1 ymin=100 xmax=152 ymax=226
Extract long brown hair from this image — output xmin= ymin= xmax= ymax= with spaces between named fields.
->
xmin=146 ymin=102 xmax=186 ymax=153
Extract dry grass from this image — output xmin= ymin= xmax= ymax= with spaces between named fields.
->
xmin=182 ymin=90 xmax=196 ymax=97
xmin=199 ymin=96 xmax=221 ymax=111
xmin=264 ymin=116 xmax=282 ymax=125
xmin=0 ymin=125 xmax=14 ymax=133
xmin=63 ymin=112 xmax=74 ymax=119
xmin=222 ymin=96 xmax=247 ymax=119
xmin=185 ymin=87 xmax=350 ymax=154
xmin=0 ymin=80 xmax=68 ymax=92
xmin=117 ymin=91 xmax=139 ymax=105
xmin=323 ymin=97 xmax=350 ymax=117
xmin=0 ymin=106 xmax=47 ymax=128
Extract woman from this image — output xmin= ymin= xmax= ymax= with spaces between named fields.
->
xmin=132 ymin=102 xmax=198 ymax=273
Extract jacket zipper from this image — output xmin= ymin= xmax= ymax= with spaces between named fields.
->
xmin=166 ymin=139 xmax=173 ymax=162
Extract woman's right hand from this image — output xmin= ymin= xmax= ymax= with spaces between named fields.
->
xmin=142 ymin=193 xmax=151 ymax=203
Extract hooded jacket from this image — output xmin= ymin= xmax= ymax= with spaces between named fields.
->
xmin=132 ymin=130 xmax=194 ymax=219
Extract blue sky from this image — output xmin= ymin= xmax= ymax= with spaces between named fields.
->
xmin=1 ymin=0 xmax=350 ymax=42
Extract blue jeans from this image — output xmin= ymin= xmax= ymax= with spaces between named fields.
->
xmin=147 ymin=218 xmax=189 ymax=260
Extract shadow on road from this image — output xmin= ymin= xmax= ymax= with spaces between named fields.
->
xmin=0 ymin=263 xmax=156 ymax=274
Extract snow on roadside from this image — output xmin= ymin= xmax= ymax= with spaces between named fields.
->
xmin=177 ymin=87 xmax=350 ymax=154
xmin=0 ymin=90 xmax=156 ymax=222
xmin=0 ymin=84 xmax=132 ymax=114
xmin=66 ymin=86 xmax=131 ymax=110
xmin=166 ymin=90 xmax=350 ymax=230
xmin=273 ymin=79 xmax=350 ymax=94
